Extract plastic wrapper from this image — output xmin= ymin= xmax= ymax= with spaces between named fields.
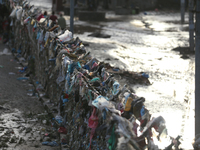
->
xmin=10 ymin=7 xmax=17 ymax=18
xmin=44 ymin=32 xmax=50 ymax=42
xmin=38 ymin=30 xmax=44 ymax=44
xmin=24 ymin=16 xmax=31 ymax=24
xmin=58 ymin=30 xmax=73 ymax=43
xmin=16 ymin=7 xmax=23 ymax=20
xmin=88 ymin=107 xmax=99 ymax=128
xmin=92 ymin=95 xmax=121 ymax=115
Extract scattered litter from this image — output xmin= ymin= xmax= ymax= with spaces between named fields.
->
xmin=15 ymin=67 xmax=23 ymax=70
xmin=0 ymin=48 xmax=12 ymax=55
xmin=27 ymin=93 xmax=33 ymax=96
xmin=42 ymin=141 xmax=59 ymax=147
xmin=39 ymin=93 xmax=45 ymax=97
xmin=58 ymin=127 xmax=67 ymax=134
xmin=18 ymin=57 xmax=25 ymax=63
xmin=17 ymin=77 xmax=29 ymax=81
xmin=42 ymin=120 xmax=47 ymax=124
xmin=19 ymin=67 xmax=27 ymax=73
xmin=9 ymin=72 xmax=16 ymax=75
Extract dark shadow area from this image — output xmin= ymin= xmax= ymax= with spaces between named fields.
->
xmin=172 ymin=47 xmax=195 ymax=59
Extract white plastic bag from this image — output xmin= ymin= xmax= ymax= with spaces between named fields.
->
xmin=58 ymin=30 xmax=73 ymax=43
xmin=16 ymin=7 xmax=23 ymax=20
xmin=22 ymin=9 xmax=25 ymax=17
xmin=44 ymin=32 xmax=49 ymax=41
xmin=39 ymin=18 xmax=46 ymax=24
xmin=29 ymin=6 xmax=35 ymax=14
xmin=10 ymin=19 xmax=13 ymax=26
xmin=92 ymin=95 xmax=121 ymax=115
xmin=38 ymin=30 xmax=44 ymax=44
xmin=49 ymin=31 xmax=56 ymax=38
xmin=56 ymin=68 xmax=65 ymax=84
xmin=10 ymin=7 xmax=17 ymax=18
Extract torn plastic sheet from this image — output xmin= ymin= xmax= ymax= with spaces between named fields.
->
xmin=92 ymin=95 xmax=121 ymax=115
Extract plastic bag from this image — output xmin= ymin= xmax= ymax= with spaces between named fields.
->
xmin=124 ymin=97 xmax=133 ymax=111
xmin=38 ymin=30 xmax=44 ymax=44
xmin=47 ymin=20 xmax=52 ymax=27
xmin=22 ymin=9 xmax=25 ymax=17
xmin=63 ymin=56 xmax=71 ymax=68
xmin=10 ymin=19 xmax=13 ymax=26
xmin=44 ymin=31 xmax=49 ymax=42
xmin=10 ymin=8 xmax=17 ymax=18
xmin=55 ymin=115 xmax=63 ymax=124
xmin=92 ymin=95 xmax=121 ymax=115
xmin=112 ymin=113 xmax=136 ymax=139
xmin=65 ymin=73 xmax=71 ymax=92
xmin=56 ymin=68 xmax=65 ymax=84
xmin=24 ymin=16 xmax=31 ymax=24
xmin=88 ymin=107 xmax=99 ymax=129
xmin=112 ymin=81 xmax=120 ymax=95
xmin=16 ymin=7 xmax=23 ymax=20
xmin=85 ymin=58 xmax=99 ymax=70
xmin=39 ymin=18 xmax=46 ymax=24
xmin=58 ymin=30 xmax=73 ymax=43
xmin=29 ymin=6 xmax=35 ymax=14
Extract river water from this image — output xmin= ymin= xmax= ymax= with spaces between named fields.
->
xmin=28 ymin=0 xmax=195 ymax=148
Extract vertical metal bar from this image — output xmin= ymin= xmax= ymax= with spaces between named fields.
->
xmin=181 ymin=0 xmax=185 ymax=23
xmin=195 ymin=0 xmax=200 ymax=137
xmin=70 ymin=0 xmax=74 ymax=37
xmin=189 ymin=0 xmax=195 ymax=51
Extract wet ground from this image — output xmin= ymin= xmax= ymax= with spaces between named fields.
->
xmin=0 ymin=44 xmax=59 ymax=150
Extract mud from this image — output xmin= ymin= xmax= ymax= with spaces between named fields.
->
xmin=0 ymin=44 xmax=59 ymax=150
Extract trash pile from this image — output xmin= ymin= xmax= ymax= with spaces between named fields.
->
xmin=7 ymin=0 xmax=181 ymax=149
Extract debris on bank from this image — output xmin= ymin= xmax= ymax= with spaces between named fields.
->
xmin=5 ymin=0 xmax=182 ymax=149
